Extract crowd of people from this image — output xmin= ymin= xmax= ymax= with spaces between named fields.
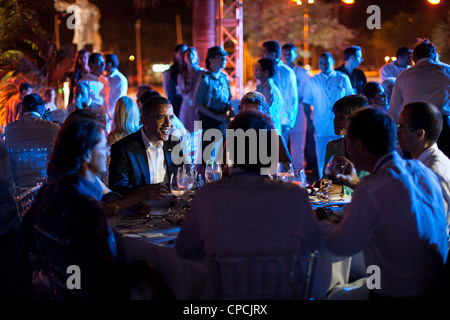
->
xmin=0 ymin=36 xmax=450 ymax=301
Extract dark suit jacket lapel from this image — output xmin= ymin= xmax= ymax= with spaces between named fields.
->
xmin=130 ymin=130 xmax=151 ymax=185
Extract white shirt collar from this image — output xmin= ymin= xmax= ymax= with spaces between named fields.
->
xmin=141 ymin=127 xmax=163 ymax=150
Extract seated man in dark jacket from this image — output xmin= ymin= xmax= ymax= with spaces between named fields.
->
xmin=109 ymin=96 xmax=183 ymax=195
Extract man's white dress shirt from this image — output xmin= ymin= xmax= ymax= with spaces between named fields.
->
xmin=141 ymin=128 xmax=167 ymax=183
xmin=389 ymin=58 xmax=450 ymax=123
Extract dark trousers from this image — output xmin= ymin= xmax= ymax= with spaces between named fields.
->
xmin=437 ymin=115 xmax=450 ymax=159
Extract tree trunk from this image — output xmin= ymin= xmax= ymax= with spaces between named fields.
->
xmin=193 ymin=0 xmax=216 ymax=69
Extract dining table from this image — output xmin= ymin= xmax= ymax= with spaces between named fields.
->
xmin=109 ymin=186 xmax=367 ymax=300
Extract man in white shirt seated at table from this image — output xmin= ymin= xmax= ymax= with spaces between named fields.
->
xmin=397 ymin=101 xmax=450 ymax=233
xmin=176 ymin=110 xmax=351 ymax=300
xmin=322 ymin=106 xmax=448 ymax=300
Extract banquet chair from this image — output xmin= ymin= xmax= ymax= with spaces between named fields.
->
xmin=14 ymin=183 xmax=43 ymax=222
xmin=30 ymin=224 xmax=84 ymax=300
xmin=7 ymin=146 xmax=52 ymax=195
xmin=210 ymin=251 xmax=319 ymax=300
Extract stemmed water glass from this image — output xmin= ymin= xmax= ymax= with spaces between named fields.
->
xmin=205 ymin=160 xmax=222 ymax=182
xmin=316 ymin=156 xmax=349 ymax=201
xmin=276 ymin=162 xmax=294 ymax=182
xmin=324 ymin=156 xmax=349 ymax=180
xmin=292 ymin=169 xmax=307 ymax=188
xmin=177 ymin=164 xmax=195 ymax=200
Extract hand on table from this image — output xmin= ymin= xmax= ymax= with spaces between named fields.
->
xmin=133 ymin=183 xmax=170 ymax=201
xmin=312 ymin=178 xmax=343 ymax=195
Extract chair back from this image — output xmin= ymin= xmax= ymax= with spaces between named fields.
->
xmin=8 ymin=146 xmax=52 ymax=194
xmin=31 ymin=224 xmax=83 ymax=300
xmin=210 ymin=251 xmax=319 ymax=300
xmin=14 ymin=183 xmax=42 ymax=221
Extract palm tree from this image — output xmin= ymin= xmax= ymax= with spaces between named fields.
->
xmin=0 ymin=0 xmax=75 ymax=124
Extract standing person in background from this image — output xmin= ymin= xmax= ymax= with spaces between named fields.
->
xmin=105 ymin=54 xmax=128 ymax=125
xmin=43 ymin=87 xmax=57 ymax=112
xmin=261 ymin=40 xmax=298 ymax=148
xmin=255 ymin=58 xmax=283 ymax=135
xmin=379 ymin=47 xmax=412 ymax=81
xmin=335 ymin=46 xmax=366 ymax=94
xmin=302 ymin=52 xmax=354 ymax=178
xmin=282 ymin=42 xmax=310 ymax=170
xmin=178 ymin=46 xmax=205 ymax=132
xmin=5 ymin=82 xmax=33 ymax=125
xmin=163 ymin=44 xmax=188 ymax=118
xmin=78 ymin=52 xmax=109 ymax=124
xmin=194 ymin=46 xmax=233 ymax=162
xmin=69 ymin=49 xmax=90 ymax=104
xmin=389 ymin=38 xmax=450 ymax=159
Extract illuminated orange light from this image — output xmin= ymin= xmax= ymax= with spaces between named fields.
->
xmin=427 ymin=0 xmax=440 ymax=4
xmin=341 ymin=0 xmax=355 ymax=4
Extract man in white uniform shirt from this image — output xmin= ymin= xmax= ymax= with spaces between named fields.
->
xmin=261 ymin=40 xmax=298 ymax=148
xmin=282 ymin=43 xmax=310 ymax=170
xmin=322 ymin=107 xmax=448 ymax=300
xmin=397 ymin=101 xmax=450 ymax=230
xmin=109 ymin=96 xmax=182 ymax=195
xmin=389 ymin=38 xmax=450 ymax=158
xmin=302 ymin=52 xmax=354 ymax=178
xmin=379 ymin=46 xmax=412 ymax=82
xmin=105 ymin=54 xmax=128 ymax=122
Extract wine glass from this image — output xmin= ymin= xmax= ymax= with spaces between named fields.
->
xmin=276 ymin=162 xmax=294 ymax=182
xmin=324 ymin=156 xmax=349 ymax=180
xmin=205 ymin=161 xmax=222 ymax=182
xmin=292 ymin=169 xmax=307 ymax=188
xmin=177 ymin=164 xmax=195 ymax=201
xmin=170 ymin=173 xmax=186 ymax=200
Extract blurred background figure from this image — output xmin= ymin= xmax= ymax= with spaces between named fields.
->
xmin=178 ymin=46 xmax=205 ymax=132
xmin=163 ymin=44 xmax=188 ymax=118
xmin=379 ymin=46 xmax=412 ymax=82
xmin=107 ymin=96 xmax=141 ymax=147
xmin=68 ymin=49 xmax=90 ymax=104
xmin=362 ymin=81 xmax=389 ymax=112
xmin=5 ymin=82 xmax=33 ymax=125
xmin=105 ymin=54 xmax=128 ymax=123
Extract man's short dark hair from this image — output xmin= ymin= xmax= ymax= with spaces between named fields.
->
xmin=361 ymin=81 xmax=383 ymax=102
xmin=396 ymin=46 xmax=412 ymax=58
xmin=257 ymin=58 xmax=276 ymax=78
xmin=332 ymin=94 xmax=369 ymax=115
xmin=347 ymin=107 xmax=396 ymax=155
xmin=19 ymin=82 xmax=32 ymax=93
xmin=22 ymin=93 xmax=45 ymax=115
xmin=403 ymin=102 xmax=443 ymax=143
xmin=263 ymin=40 xmax=281 ymax=60
xmin=88 ymin=52 xmax=103 ymax=65
xmin=343 ymin=46 xmax=362 ymax=61
xmin=227 ymin=110 xmax=275 ymax=172
xmin=105 ymin=54 xmax=119 ymax=68
xmin=282 ymin=43 xmax=296 ymax=52
xmin=413 ymin=38 xmax=437 ymax=62
xmin=138 ymin=90 xmax=162 ymax=105
xmin=141 ymin=96 xmax=171 ymax=116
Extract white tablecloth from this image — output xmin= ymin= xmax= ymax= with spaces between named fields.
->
xmin=110 ymin=193 xmax=366 ymax=300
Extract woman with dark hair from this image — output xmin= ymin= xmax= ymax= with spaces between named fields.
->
xmin=163 ymin=44 xmax=187 ymax=117
xmin=69 ymin=49 xmax=90 ymax=104
xmin=178 ymin=46 xmax=206 ymax=132
xmin=18 ymin=114 xmax=162 ymax=300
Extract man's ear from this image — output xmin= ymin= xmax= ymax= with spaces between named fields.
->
xmin=84 ymin=151 xmax=92 ymax=164
xmin=415 ymin=128 xmax=426 ymax=142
